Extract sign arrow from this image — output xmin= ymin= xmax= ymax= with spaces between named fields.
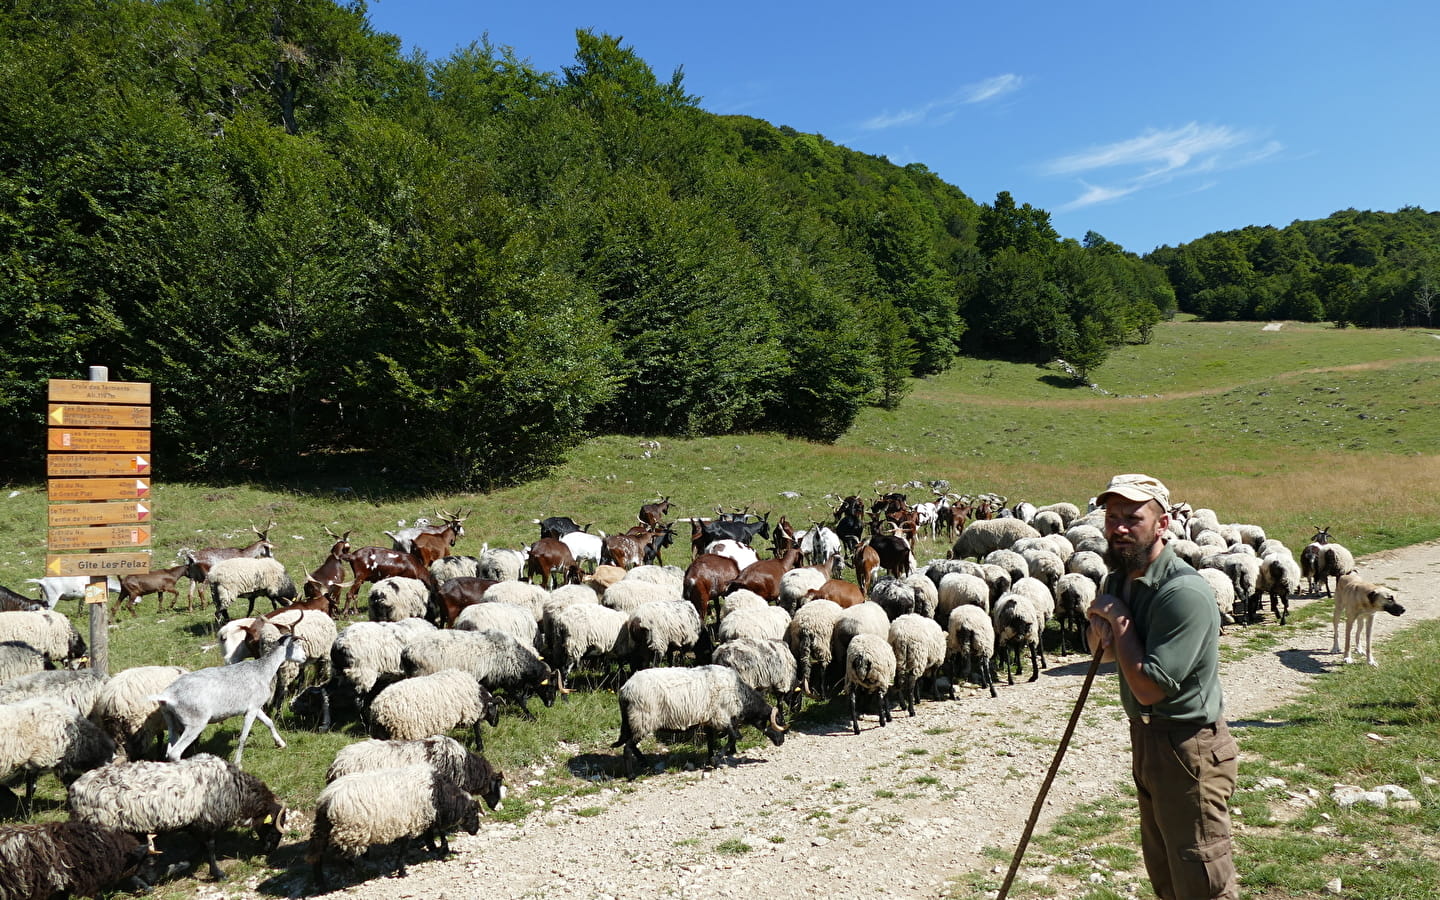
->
xmin=132 ymin=455 xmax=149 ymax=473
xmin=46 ymin=557 xmax=62 ymax=576
xmin=136 ymin=502 xmax=149 ymax=521
xmin=49 ymin=406 xmax=65 ymax=425
xmin=135 ymin=480 xmax=149 ymax=498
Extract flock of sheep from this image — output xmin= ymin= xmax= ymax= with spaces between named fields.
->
xmin=0 ymin=491 xmax=1375 ymax=897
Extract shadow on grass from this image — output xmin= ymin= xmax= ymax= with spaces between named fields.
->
xmin=1275 ymin=647 xmax=1331 ymax=674
xmin=1038 ymin=374 xmax=1089 ymax=390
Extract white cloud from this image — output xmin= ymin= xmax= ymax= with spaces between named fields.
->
xmin=1045 ymin=123 xmax=1282 ymax=210
xmin=861 ymin=73 xmax=1022 ymax=131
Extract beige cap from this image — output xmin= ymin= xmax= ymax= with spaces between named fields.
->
xmin=1096 ymin=473 xmax=1170 ymax=511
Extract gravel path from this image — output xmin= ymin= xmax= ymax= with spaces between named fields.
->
xmin=236 ymin=541 xmax=1440 ymax=900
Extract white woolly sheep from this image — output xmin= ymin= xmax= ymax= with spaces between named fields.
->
xmin=308 ymin=763 xmax=481 ymax=889
xmin=1166 ymin=538 xmax=1203 ymax=569
xmin=828 ymin=602 xmax=890 ymax=695
xmin=982 ymin=549 xmax=1029 ymax=585
xmin=1019 ymin=548 xmax=1065 ymax=591
xmin=1010 ymin=576 xmax=1055 ymax=627
xmin=868 ymin=577 xmax=917 ymax=621
xmin=602 ymin=579 xmax=677 ymax=615
xmin=1228 ymin=523 xmax=1266 ymax=552
xmin=402 ymin=630 xmax=559 ymax=717
xmin=0 ymin=820 xmax=155 ymax=900
xmin=325 ymin=735 xmax=505 ymax=811
xmin=1316 ymin=543 xmax=1356 ymax=598
xmin=1192 ymin=568 xmax=1236 ymax=627
xmin=1065 ymin=550 xmax=1107 ymax=590
xmin=715 ymin=604 xmax=790 ymax=644
xmin=1063 ymin=523 xmax=1108 ymax=556
xmin=0 ymin=669 xmax=106 ymax=717
xmin=712 ymin=637 xmax=800 ymax=720
xmin=153 ymin=634 xmax=308 ymax=765
xmin=1202 ymin=551 xmax=1260 ymax=623
xmin=482 ymin=580 xmax=549 ymax=622
xmin=1053 ymin=572 xmax=1097 ymax=655
xmin=785 ymin=597 xmax=842 ymax=697
xmin=778 ymin=566 xmax=829 ymax=613
xmin=1031 ymin=510 xmax=1064 ymax=536
xmin=0 ymin=610 xmax=86 ymax=667
xmin=1186 ymin=508 xmax=1221 ymax=541
xmin=0 ymin=698 xmax=115 ymax=808
xmin=368 ymin=669 xmax=502 ymax=748
xmin=951 ymin=519 xmax=1041 ymax=561
xmin=937 ymin=571 xmax=991 ymax=619
xmin=946 ymin=604 xmax=996 ymax=698
xmin=845 ymin=632 xmax=896 ymax=734
xmin=368 ymin=577 xmax=431 ymax=623
xmin=624 ymin=600 xmax=705 ymax=671
xmin=1035 ymin=502 xmax=1081 ymax=529
xmin=992 ymin=592 xmax=1045 ymax=685
xmin=477 ymin=546 xmax=527 ymax=582
xmin=207 ymin=558 xmax=297 ymax=624
xmin=718 ymin=589 xmax=769 ymax=618
xmin=623 ymin=564 xmax=687 ymax=592
xmin=1257 ymin=550 xmax=1302 ymax=625
xmin=903 ymin=573 xmax=939 ymax=619
xmin=68 ymin=753 xmax=285 ymax=881
xmin=613 ymin=665 xmax=786 ymax=779
xmin=89 ymin=665 xmax=187 ymax=761
xmin=888 ymin=614 xmax=948 ymax=716
xmin=454 ymin=601 xmax=540 ymax=650
xmin=0 ymin=642 xmax=46 ymax=687
xmin=548 ymin=602 xmax=630 ymax=689
xmin=429 ymin=555 xmax=479 ymax=584
xmin=328 ymin=619 xmax=437 ymax=722
xmin=978 ymin=564 xmax=1013 ymax=605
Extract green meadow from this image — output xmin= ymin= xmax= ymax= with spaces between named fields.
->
xmin=1 ymin=318 xmax=1438 ymax=897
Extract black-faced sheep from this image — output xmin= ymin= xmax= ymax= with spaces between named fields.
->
xmin=308 ymin=764 xmax=480 ymax=890
xmin=992 ymin=592 xmax=1045 ymax=685
xmin=826 ymin=601 xmax=890 ymax=694
xmin=326 ymin=736 xmax=505 ymax=812
xmin=1053 ymin=572 xmax=1097 ymax=655
xmin=67 ymin=753 xmax=285 ymax=881
xmin=946 ymin=604 xmax=996 ymax=698
xmin=845 ymin=632 xmax=896 ymax=734
xmin=0 ymin=698 xmax=115 ymax=808
xmin=367 ymin=669 xmax=501 ymax=749
xmin=887 ymin=614 xmax=949 ymax=716
xmin=612 ymin=665 xmax=786 ymax=779
xmin=0 ymin=821 xmax=155 ymax=900
xmin=1257 ymin=549 xmax=1302 ymax=625
xmin=207 ymin=558 xmax=297 ymax=625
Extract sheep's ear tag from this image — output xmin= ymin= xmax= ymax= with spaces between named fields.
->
xmin=262 ymin=814 xmax=273 ymax=824
xmin=539 ymin=678 xmax=550 ymax=686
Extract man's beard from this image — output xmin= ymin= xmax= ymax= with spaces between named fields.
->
xmin=1106 ymin=534 xmax=1161 ymax=575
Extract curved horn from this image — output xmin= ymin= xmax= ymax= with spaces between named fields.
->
xmin=770 ymin=706 xmax=788 ymax=733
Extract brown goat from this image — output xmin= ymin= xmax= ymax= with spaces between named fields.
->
xmin=182 ymin=519 xmax=276 ymax=608
xmin=114 ymin=565 xmax=189 ymax=616
xmin=727 ymin=548 xmax=803 ymax=603
xmin=409 ymin=510 xmax=468 ymax=568
xmin=683 ymin=553 xmax=740 ymax=629
xmin=638 ymin=496 xmax=672 ymax=528
xmin=804 ymin=579 xmax=867 ymax=608
xmin=852 ymin=541 xmax=880 ymax=595
xmin=436 ymin=577 xmax=500 ymax=627
xmin=526 ymin=538 xmax=575 ymax=589
xmin=344 ymin=547 xmax=435 ymax=616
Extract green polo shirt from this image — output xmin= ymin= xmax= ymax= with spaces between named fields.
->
xmin=1102 ymin=543 xmax=1224 ymax=724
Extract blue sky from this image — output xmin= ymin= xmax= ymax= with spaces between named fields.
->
xmin=365 ymin=0 xmax=1440 ymax=255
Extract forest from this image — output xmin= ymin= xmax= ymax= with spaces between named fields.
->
xmin=1 ymin=1 xmax=1431 ymax=490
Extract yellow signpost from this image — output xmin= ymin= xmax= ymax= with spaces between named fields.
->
xmin=47 ymin=373 xmax=155 ymax=674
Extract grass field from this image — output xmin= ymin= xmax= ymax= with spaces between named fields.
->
xmin=1 ymin=319 xmax=1438 ymax=898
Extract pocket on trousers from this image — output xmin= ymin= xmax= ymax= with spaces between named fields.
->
xmin=1211 ymin=734 xmax=1238 ymax=766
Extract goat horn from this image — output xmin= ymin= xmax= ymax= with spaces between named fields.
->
xmin=770 ymin=706 xmax=788 ymax=733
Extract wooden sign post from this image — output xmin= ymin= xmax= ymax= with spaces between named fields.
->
xmin=46 ymin=368 xmax=154 ymax=675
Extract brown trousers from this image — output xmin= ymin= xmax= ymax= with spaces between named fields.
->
xmin=1130 ymin=718 xmax=1239 ymax=900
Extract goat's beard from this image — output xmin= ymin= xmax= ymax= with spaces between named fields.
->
xmin=1105 ymin=534 xmax=1162 ymax=577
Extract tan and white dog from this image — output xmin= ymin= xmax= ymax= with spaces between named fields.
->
xmin=1331 ymin=572 xmax=1406 ymax=666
